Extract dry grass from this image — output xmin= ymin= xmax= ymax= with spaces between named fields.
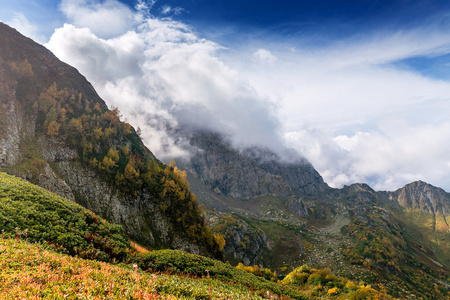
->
xmin=130 ymin=240 xmax=151 ymax=253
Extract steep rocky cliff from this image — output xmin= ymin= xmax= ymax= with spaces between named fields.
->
xmin=0 ymin=22 xmax=220 ymax=257
xmin=183 ymin=130 xmax=328 ymax=200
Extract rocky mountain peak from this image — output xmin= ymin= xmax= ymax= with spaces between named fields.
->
xmin=184 ymin=130 xmax=328 ymax=199
xmin=388 ymin=180 xmax=450 ymax=215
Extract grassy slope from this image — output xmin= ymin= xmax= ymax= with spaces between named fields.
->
xmin=341 ymin=207 xmax=450 ymax=299
xmin=0 ymin=172 xmax=309 ymax=299
xmin=0 ymin=239 xmax=269 ymax=300
xmin=0 ymin=172 xmax=130 ymax=261
xmin=398 ymin=210 xmax=450 ymax=268
xmin=137 ymin=249 xmax=308 ymax=299
xmin=1 ymin=237 xmax=405 ymax=300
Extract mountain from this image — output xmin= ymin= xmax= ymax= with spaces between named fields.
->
xmin=0 ymin=22 xmax=221 ymax=257
xmin=0 ymin=170 xmax=395 ymax=299
xmin=176 ymin=130 xmax=327 ymax=213
xmin=173 ymin=130 xmax=450 ymax=299
xmin=0 ymin=21 xmax=448 ymax=299
xmin=381 ymin=181 xmax=450 ymax=268
xmin=383 ymin=180 xmax=450 ymax=215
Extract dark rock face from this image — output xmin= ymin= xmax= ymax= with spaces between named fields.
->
xmin=222 ymin=220 xmax=269 ymax=266
xmin=207 ymin=214 xmax=271 ymax=267
xmin=186 ymin=130 xmax=328 ymax=199
xmin=286 ymin=198 xmax=309 ymax=218
xmin=54 ymin=160 xmax=203 ymax=253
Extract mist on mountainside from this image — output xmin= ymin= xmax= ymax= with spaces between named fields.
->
xmin=43 ymin=0 xmax=450 ymax=193
xmin=47 ymin=20 xmax=290 ymax=164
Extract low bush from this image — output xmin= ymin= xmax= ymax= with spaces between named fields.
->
xmin=0 ymin=172 xmax=131 ymax=262
xmin=138 ymin=249 xmax=309 ymax=299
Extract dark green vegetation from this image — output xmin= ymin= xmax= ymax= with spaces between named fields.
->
xmin=0 ymin=172 xmax=130 ymax=262
xmin=137 ymin=249 xmax=308 ymax=299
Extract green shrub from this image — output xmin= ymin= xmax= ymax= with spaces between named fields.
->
xmin=0 ymin=172 xmax=130 ymax=262
xmin=138 ymin=249 xmax=309 ymax=299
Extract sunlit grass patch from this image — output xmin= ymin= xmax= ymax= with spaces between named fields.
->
xmin=0 ymin=239 xmax=271 ymax=299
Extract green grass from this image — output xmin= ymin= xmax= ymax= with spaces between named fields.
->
xmin=0 ymin=172 xmax=130 ymax=262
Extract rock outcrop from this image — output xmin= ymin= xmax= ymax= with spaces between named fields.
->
xmin=207 ymin=214 xmax=272 ymax=267
xmin=185 ymin=130 xmax=328 ymax=200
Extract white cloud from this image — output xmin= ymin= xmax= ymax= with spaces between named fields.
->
xmin=59 ymin=0 xmax=137 ymax=38
xmin=4 ymin=12 xmax=46 ymax=43
xmin=47 ymin=24 xmax=145 ymax=84
xmin=285 ymin=120 xmax=450 ymax=191
xmin=253 ymin=49 xmax=278 ymax=63
xmin=46 ymin=0 xmax=450 ymax=191
xmin=47 ymin=16 xmax=284 ymax=160
xmin=161 ymin=5 xmax=172 ymax=15
xmin=231 ymin=28 xmax=450 ymax=191
xmin=160 ymin=5 xmax=184 ymax=16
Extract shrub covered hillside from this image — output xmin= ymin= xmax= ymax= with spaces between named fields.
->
xmin=341 ymin=207 xmax=450 ymax=299
xmin=0 ymin=236 xmax=405 ymax=299
xmin=0 ymin=172 xmax=131 ymax=261
xmin=282 ymin=265 xmax=395 ymax=299
xmin=0 ymin=172 xmax=295 ymax=299
xmin=0 ymin=22 xmax=221 ymax=256
xmin=32 ymin=82 xmax=220 ymax=253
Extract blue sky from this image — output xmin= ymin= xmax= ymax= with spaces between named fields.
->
xmin=144 ymin=0 xmax=450 ymax=43
xmin=1 ymin=0 xmax=450 ymax=191
xmin=2 ymin=0 xmax=450 ymax=79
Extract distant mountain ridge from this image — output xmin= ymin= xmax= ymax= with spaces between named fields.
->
xmin=384 ymin=180 xmax=450 ymax=215
xmin=179 ymin=129 xmax=449 ymax=218
xmin=173 ymin=129 xmax=449 ymax=299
